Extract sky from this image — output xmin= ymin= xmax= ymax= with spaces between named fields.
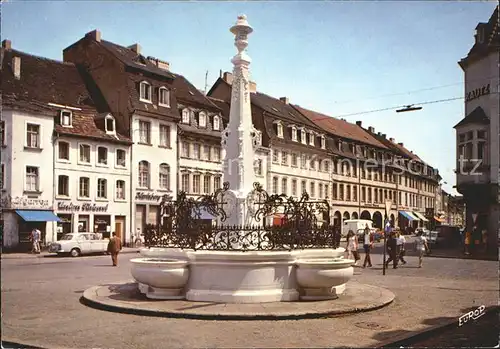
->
xmin=2 ymin=1 xmax=498 ymax=195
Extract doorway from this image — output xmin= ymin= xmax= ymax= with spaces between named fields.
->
xmin=115 ymin=216 xmax=125 ymax=242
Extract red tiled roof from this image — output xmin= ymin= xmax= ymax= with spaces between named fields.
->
xmin=291 ymin=104 xmax=387 ymax=149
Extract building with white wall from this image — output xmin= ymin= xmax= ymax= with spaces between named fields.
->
xmin=455 ymin=5 xmax=499 ymax=253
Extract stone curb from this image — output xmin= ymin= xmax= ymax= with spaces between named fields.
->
xmin=1 ymin=249 xmax=140 ymax=260
xmin=374 ymin=305 xmax=500 ymax=348
xmin=81 ymin=282 xmax=395 ymax=321
xmin=428 ymin=253 xmax=498 ymax=261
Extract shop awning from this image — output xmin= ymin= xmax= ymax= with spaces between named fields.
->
xmin=191 ymin=207 xmax=216 ymax=220
xmin=16 ymin=210 xmax=61 ymax=222
xmin=413 ymin=211 xmax=429 ymax=222
xmin=399 ymin=211 xmax=420 ymax=221
xmin=434 ymin=216 xmax=446 ymax=223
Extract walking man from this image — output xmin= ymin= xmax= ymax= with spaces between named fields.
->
xmin=415 ymin=230 xmax=429 ymax=268
xmin=397 ymin=231 xmax=407 ymax=265
xmin=31 ymin=228 xmax=41 ymax=254
xmin=362 ymin=224 xmax=373 ymax=268
xmin=107 ymin=232 xmax=122 ymax=267
xmin=385 ymin=231 xmax=398 ymax=269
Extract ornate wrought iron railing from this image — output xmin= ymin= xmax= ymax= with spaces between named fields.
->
xmin=143 ymin=182 xmax=340 ymax=251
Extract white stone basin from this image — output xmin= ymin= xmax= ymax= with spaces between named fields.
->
xmin=296 ymin=258 xmax=354 ymax=300
xmin=130 ymin=258 xmax=189 ymax=300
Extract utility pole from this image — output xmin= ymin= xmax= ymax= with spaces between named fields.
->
xmin=383 ymin=200 xmax=392 ymax=276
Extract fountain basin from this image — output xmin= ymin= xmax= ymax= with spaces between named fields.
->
xmin=130 ymin=258 xmax=189 ymax=300
xmin=296 ymin=258 xmax=354 ymax=300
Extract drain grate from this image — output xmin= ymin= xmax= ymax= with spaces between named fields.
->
xmin=354 ymin=321 xmax=390 ymax=330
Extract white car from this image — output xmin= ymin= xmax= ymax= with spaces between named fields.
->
xmin=48 ymin=232 xmax=109 ymax=257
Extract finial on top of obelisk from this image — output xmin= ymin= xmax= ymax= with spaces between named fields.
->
xmin=230 ymin=15 xmax=253 ymax=54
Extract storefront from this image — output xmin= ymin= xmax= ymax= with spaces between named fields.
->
xmin=55 ymin=200 xmax=130 ymax=243
xmin=133 ymin=191 xmax=167 ymax=237
xmin=1 ymin=195 xmax=59 ymax=250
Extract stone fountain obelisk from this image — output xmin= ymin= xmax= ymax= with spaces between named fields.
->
xmin=221 ymin=15 xmax=260 ymax=227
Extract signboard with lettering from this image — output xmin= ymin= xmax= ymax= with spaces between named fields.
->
xmin=57 ymin=202 xmax=109 ymax=212
xmin=0 ymin=195 xmax=52 ymax=209
xmin=465 ymin=84 xmax=490 ymax=102
xmin=135 ymin=192 xmax=165 ymax=201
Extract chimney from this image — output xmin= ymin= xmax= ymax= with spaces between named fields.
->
xmin=249 ymin=81 xmax=257 ymax=93
xmin=368 ymin=126 xmax=375 ymax=133
xmin=128 ymin=43 xmax=141 ymax=55
xmin=356 ymin=121 xmax=362 ymax=126
xmin=2 ymin=39 xmax=11 ymax=50
xmin=398 ymin=142 xmax=404 ymax=147
xmin=389 ymin=137 xmax=395 ymax=142
xmin=280 ymin=97 xmax=289 ymax=104
xmin=12 ymin=56 xmax=21 ymax=80
xmin=382 ymin=134 xmax=387 ymax=139
xmin=147 ymin=56 xmax=170 ymax=71
xmin=223 ymin=72 xmax=233 ymax=85
xmin=85 ymin=30 xmax=101 ymax=42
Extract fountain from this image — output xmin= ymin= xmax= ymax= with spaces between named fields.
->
xmin=130 ymin=15 xmax=354 ymax=303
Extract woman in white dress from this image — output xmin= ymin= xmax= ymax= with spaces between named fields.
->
xmin=345 ymin=230 xmax=359 ymax=265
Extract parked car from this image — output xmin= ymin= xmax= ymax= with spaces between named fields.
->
xmin=48 ymin=232 xmax=109 ymax=257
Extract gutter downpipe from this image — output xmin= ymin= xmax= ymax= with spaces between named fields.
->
xmin=52 ymin=131 xmax=60 ymax=245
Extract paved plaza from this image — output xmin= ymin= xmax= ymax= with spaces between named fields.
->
xmin=1 ymin=245 xmax=498 ymax=349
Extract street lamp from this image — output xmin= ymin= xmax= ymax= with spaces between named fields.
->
xmin=396 ymin=105 xmax=423 ymax=113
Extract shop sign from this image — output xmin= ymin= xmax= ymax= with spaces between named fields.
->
xmin=465 ymin=84 xmax=490 ymax=102
xmin=1 ymin=195 xmax=52 ymax=209
xmin=57 ymin=202 xmax=108 ymax=212
xmin=135 ymin=191 xmax=165 ymax=201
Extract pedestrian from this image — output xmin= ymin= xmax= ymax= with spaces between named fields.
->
xmin=464 ymin=229 xmax=471 ymax=255
xmin=345 ymin=230 xmax=360 ymax=265
xmin=385 ymin=231 xmax=398 ymax=269
xmin=31 ymin=228 xmax=41 ymax=254
xmin=397 ymin=231 xmax=407 ymax=265
xmin=107 ymin=232 xmax=122 ymax=267
xmin=414 ymin=230 xmax=429 ymax=268
xmin=362 ymin=224 xmax=373 ymax=268
xmin=481 ymin=229 xmax=488 ymax=253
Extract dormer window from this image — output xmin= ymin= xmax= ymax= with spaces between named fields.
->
xmin=199 ymin=112 xmax=207 ymax=128
xmin=321 ymin=135 xmax=326 ymax=149
xmin=158 ymin=87 xmax=170 ymax=107
xmin=105 ymin=115 xmax=115 ymax=134
xmin=291 ymin=126 xmax=297 ymax=141
xmin=309 ymin=132 xmax=315 ymax=146
xmin=301 ymin=130 xmax=306 ymax=144
xmin=60 ymin=110 xmax=72 ymax=127
xmin=214 ymin=115 xmax=220 ymax=131
xmin=139 ymin=81 xmax=152 ymax=102
xmin=337 ymin=140 xmax=342 ymax=151
xmin=182 ymin=109 xmax=190 ymax=124
xmin=273 ymin=121 xmax=284 ymax=138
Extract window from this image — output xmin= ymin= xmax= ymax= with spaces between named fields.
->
xmin=333 ymin=184 xmax=338 ymax=199
xmin=300 ymin=154 xmax=306 ymax=168
xmin=291 ymin=127 xmax=297 ymax=141
xmin=116 ymin=149 xmax=126 ymax=167
xmin=281 ymin=151 xmax=288 ymax=166
xmin=139 ymin=81 xmax=152 ymax=102
xmin=181 ymin=174 xmax=189 ymax=192
xmin=353 ymin=186 xmax=357 ymax=201
xmin=465 ymin=143 xmax=473 ymax=159
xmin=97 ymin=178 xmax=107 ymax=199
xmin=97 ymin=147 xmax=108 ymax=165
xmin=291 ymin=153 xmax=298 ymax=167
xmin=310 ymin=158 xmax=316 ymax=170
xmin=272 ymin=177 xmax=278 ymax=194
xmin=213 ymin=116 xmax=220 ymax=130
xmin=309 ymin=132 xmax=315 ymax=146
xmin=477 ymin=141 xmax=486 ymax=160
xmin=319 ymin=183 xmax=323 ymax=199
xmin=139 ymin=121 xmax=151 ymax=144
xmin=79 ymin=177 xmax=90 ymax=198
xmin=272 ymin=150 xmax=279 ymax=163
xmin=324 ymin=185 xmax=329 ymax=199
xmin=361 ymin=187 xmax=366 ymax=202
xmin=291 ymin=179 xmax=297 ymax=196
xmin=116 ymin=180 xmax=125 ymax=200
xmin=301 ymin=180 xmax=306 ymax=195
xmin=25 ymin=166 xmax=39 ymax=192
xmin=301 ymin=130 xmax=306 ymax=144
xmin=367 ymin=188 xmax=372 ymax=202
xmin=466 ymin=131 xmax=473 ymax=141
xmin=193 ymin=144 xmax=201 ymax=159
xmin=57 ymin=175 xmax=69 ymax=196
xmin=276 ymin=123 xmax=284 ymax=138
xmin=158 ymin=87 xmax=170 ymax=107
xmin=321 ymin=135 xmax=326 ymax=149
xmin=58 ymin=141 xmax=70 ymax=160
xmin=346 ymin=185 xmax=351 ymax=201
xmin=106 ymin=117 xmax=115 ymax=133
xmin=79 ymin=144 xmax=90 ymax=163
xmin=198 ymin=112 xmax=207 ymax=128
xmin=477 ymin=130 xmax=486 ymax=139
xmin=281 ymin=178 xmax=288 ymax=195
xmin=26 ymin=124 xmax=40 ymax=148
xmin=159 ymin=125 xmax=170 ymax=147
xmin=323 ymin=160 xmax=329 ymax=172
xmin=310 ymin=182 xmax=315 ymax=198
xmin=181 ymin=142 xmax=190 ymax=157
xmin=60 ymin=110 xmax=72 ymax=127
xmin=213 ymin=147 xmax=221 ymax=162
xmin=182 ymin=109 xmax=190 ymax=124
xmin=202 ymin=145 xmax=211 ymax=160
xmin=138 ymin=161 xmax=150 ymax=188
xmin=193 ymin=174 xmax=201 ymax=194
xmin=214 ymin=176 xmax=221 ymax=190
xmin=203 ymin=175 xmax=211 ymax=194
xmin=0 ymin=120 xmax=5 ymax=146
xmin=159 ymin=164 xmax=170 ymax=190
xmin=339 ymin=184 xmax=344 ymax=200
xmin=255 ymin=159 xmax=263 ymax=176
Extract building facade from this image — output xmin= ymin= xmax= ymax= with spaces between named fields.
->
xmin=455 ymin=6 xmax=499 ymax=253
